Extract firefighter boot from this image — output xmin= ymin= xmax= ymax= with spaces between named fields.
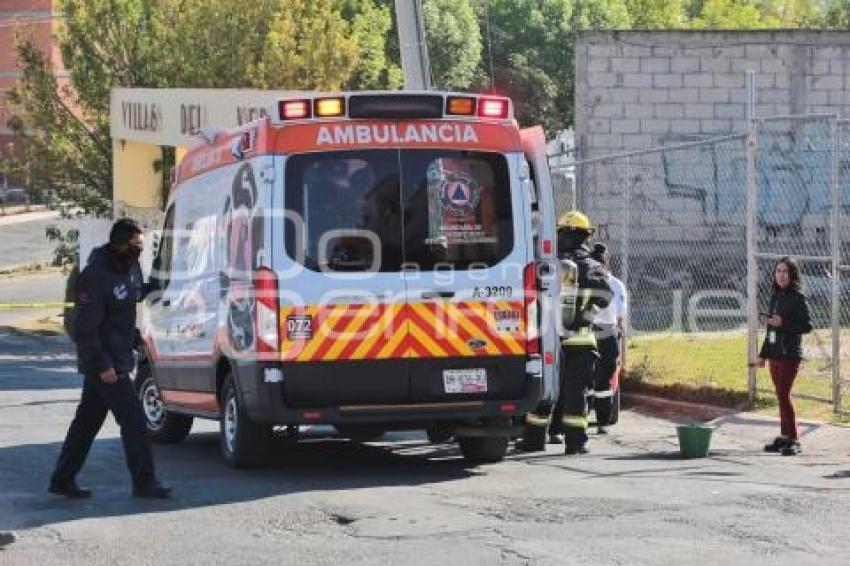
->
xmin=517 ymin=411 xmax=550 ymax=452
xmin=563 ymin=415 xmax=589 ymax=455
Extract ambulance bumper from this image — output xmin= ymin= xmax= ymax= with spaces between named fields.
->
xmin=244 ymin=360 xmax=542 ymax=426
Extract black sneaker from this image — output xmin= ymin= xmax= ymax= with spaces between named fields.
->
xmin=132 ymin=481 xmax=172 ymax=499
xmin=565 ymin=444 xmax=589 ymax=456
xmin=764 ymin=437 xmax=789 ymax=453
xmin=597 ymin=426 xmax=609 ymax=435
xmin=48 ymin=481 xmax=92 ymax=499
xmin=548 ymin=433 xmax=564 ymax=445
xmin=781 ymin=441 xmax=801 ymax=456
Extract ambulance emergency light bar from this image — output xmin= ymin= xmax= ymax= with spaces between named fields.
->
xmin=275 ymin=93 xmax=512 ymax=123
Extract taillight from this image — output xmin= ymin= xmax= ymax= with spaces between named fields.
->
xmin=254 ymin=268 xmax=279 ymax=359
xmin=477 ymin=97 xmax=510 ymax=119
xmin=524 ymin=262 xmax=540 ymax=355
xmin=279 ymin=99 xmax=311 ymax=120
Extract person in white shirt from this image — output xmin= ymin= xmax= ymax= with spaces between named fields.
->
xmin=589 ymin=243 xmax=627 ymax=433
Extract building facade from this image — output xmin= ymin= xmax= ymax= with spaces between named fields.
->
xmin=0 ymin=1 xmax=61 ymax=162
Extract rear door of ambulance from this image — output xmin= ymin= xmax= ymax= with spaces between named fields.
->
xmin=278 ymin=149 xmax=409 ymax=407
xmin=401 ymin=148 xmax=530 ymax=403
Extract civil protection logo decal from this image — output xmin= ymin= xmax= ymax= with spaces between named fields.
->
xmin=438 ymin=173 xmax=480 ymax=217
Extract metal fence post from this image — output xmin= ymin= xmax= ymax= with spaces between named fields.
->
xmin=622 ymin=156 xmax=631 ymax=366
xmin=746 ymin=118 xmax=759 ymax=407
xmin=831 ymin=118 xmax=842 ymax=414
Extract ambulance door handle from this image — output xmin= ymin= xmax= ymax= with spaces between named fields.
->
xmin=421 ymin=290 xmax=455 ymax=299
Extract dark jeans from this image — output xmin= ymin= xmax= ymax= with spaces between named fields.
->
xmin=51 ymin=373 xmax=155 ymax=488
xmin=769 ymin=359 xmax=801 ymax=441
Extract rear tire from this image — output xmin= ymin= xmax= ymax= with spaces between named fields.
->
xmin=135 ymin=363 xmax=193 ymax=444
xmin=426 ymin=426 xmax=454 ymax=444
xmin=219 ymin=372 xmax=272 ymax=468
xmin=608 ymin=389 xmax=621 ymax=425
xmin=458 ymin=436 xmax=509 ymax=464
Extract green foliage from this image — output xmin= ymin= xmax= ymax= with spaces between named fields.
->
xmin=5 ymin=0 xmax=360 ymax=224
xmin=625 ymin=0 xmax=687 ymax=28
xmin=820 ymin=0 xmax=850 ymax=27
xmin=689 ymin=0 xmax=781 ymax=28
xmin=343 ymin=0 xmax=403 ymax=89
xmin=571 ymin=0 xmax=632 ymax=29
xmin=422 ymin=0 xmax=482 ymax=90
xmin=476 ymin=0 xmax=573 ymax=134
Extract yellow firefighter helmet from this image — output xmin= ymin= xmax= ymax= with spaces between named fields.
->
xmin=557 ymin=210 xmax=594 ymax=234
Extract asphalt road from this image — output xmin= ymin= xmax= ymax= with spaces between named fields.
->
xmin=1 ymin=329 xmax=850 ymax=565
xmin=0 ymin=211 xmax=64 ymax=271
xmin=0 ymin=271 xmax=66 ymax=329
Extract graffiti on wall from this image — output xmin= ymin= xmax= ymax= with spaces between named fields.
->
xmin=661 ymin=123 xmax=850 ymax=228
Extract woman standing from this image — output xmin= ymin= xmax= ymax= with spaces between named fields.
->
xmin=757 ymin=257 xmax=812 ymax=456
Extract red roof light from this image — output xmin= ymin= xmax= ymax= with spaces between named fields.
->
xmin=478 ymin=97 xmax=509 ymax=119
xmin=279 ymin=99 xmax=311 ymax=120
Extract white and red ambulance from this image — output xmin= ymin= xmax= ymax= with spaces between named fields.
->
xmin=136 ymin=91 xmax=562 ymax=467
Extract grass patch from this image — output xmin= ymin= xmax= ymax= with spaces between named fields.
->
xmin=624 ymin=330 xmax=850 ymax=424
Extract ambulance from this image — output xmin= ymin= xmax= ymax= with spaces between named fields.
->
xmin=136 ymin=91 xmax=562 ymax=468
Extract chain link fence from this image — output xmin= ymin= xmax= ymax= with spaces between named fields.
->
xmin=553 ymin=115 xmax=850 ymax=416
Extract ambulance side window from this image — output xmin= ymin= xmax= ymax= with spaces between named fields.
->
xmin=152 ymin=205 xmax=175 ymax=291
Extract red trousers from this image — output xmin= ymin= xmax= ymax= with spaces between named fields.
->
xmin=769 ymin=359 xmax=801 ymax=441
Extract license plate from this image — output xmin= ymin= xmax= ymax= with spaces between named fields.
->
xmin=443 ymin=368 xmax=487 ymax=394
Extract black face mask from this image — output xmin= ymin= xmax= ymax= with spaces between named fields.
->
xmin=112 ymin=243 xmax=142 ymax=263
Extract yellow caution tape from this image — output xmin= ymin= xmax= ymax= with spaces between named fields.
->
xmin=0 ymin=302 xmax=74 ymax=309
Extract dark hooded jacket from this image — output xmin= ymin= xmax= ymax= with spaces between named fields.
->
xmin=73 ymin=245 xmax=144 ymax=375
xmin=759 ymin=288 xmax=813 ymax=360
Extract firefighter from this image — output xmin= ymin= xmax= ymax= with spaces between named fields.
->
xmin=519 ymin=211 xmax=611 ymax=454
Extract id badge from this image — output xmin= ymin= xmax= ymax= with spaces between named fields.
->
xmin=768 ymin=330 xmax=776 ymax=345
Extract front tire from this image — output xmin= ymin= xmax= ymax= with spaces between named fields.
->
xmin=219 ymin=372 xmax=272 ymax=468
xmin=135 ymin=363 xmax=193 ymax=444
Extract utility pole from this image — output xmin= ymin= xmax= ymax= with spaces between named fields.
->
xmin=394 ymin=0 xmax=431 ymax=90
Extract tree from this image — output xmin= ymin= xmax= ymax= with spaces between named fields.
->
xmin=689 ymin=0 xmax=779 ymax=28
xmin=476 ymin=0 xmax=573 ymax=134
xmin=5 ymin=0 xmax=360 ymax=226
xmin=422 ymin=0 xmax=482 ymax=90
xmin=820 ymin=0 xmax=850 ymax=26
xmin=571 ymin=0 xmax=632 ymax=29
xmin=343 ymin=0 xmax=403 ymax=90
xmin=625 ymin=0 xmax=687 ymax=28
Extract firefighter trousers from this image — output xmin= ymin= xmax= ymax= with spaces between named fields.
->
xmin=551 ymin=346 xmax=599 ymax=450
xmin=591 ymin=334 xmax=619 ymax=427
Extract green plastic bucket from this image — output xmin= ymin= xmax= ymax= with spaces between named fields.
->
xmin=676 ymin=425 xmax=714 ymax=459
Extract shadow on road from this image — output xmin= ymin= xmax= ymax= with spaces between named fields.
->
xmin=0 ymin=429 xmax=480 ymax=534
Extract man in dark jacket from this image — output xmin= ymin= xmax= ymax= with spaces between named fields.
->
xmin=49 ymin=219 xmax=171 ymax=499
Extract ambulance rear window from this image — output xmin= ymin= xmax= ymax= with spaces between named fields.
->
xmin=401 ymin=150 xmax=513 ymax=270
xmin=284 ymin=150 xmax=404 ymax=272
xmin=284 ymin=149 xmax=513 ymax=272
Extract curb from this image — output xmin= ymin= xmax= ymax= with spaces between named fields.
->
xmin=623 ymin=392 xmax=739 ymax=423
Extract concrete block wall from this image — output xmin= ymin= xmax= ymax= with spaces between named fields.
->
xmin=575 ymin=30 xmax=850 ymax=159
